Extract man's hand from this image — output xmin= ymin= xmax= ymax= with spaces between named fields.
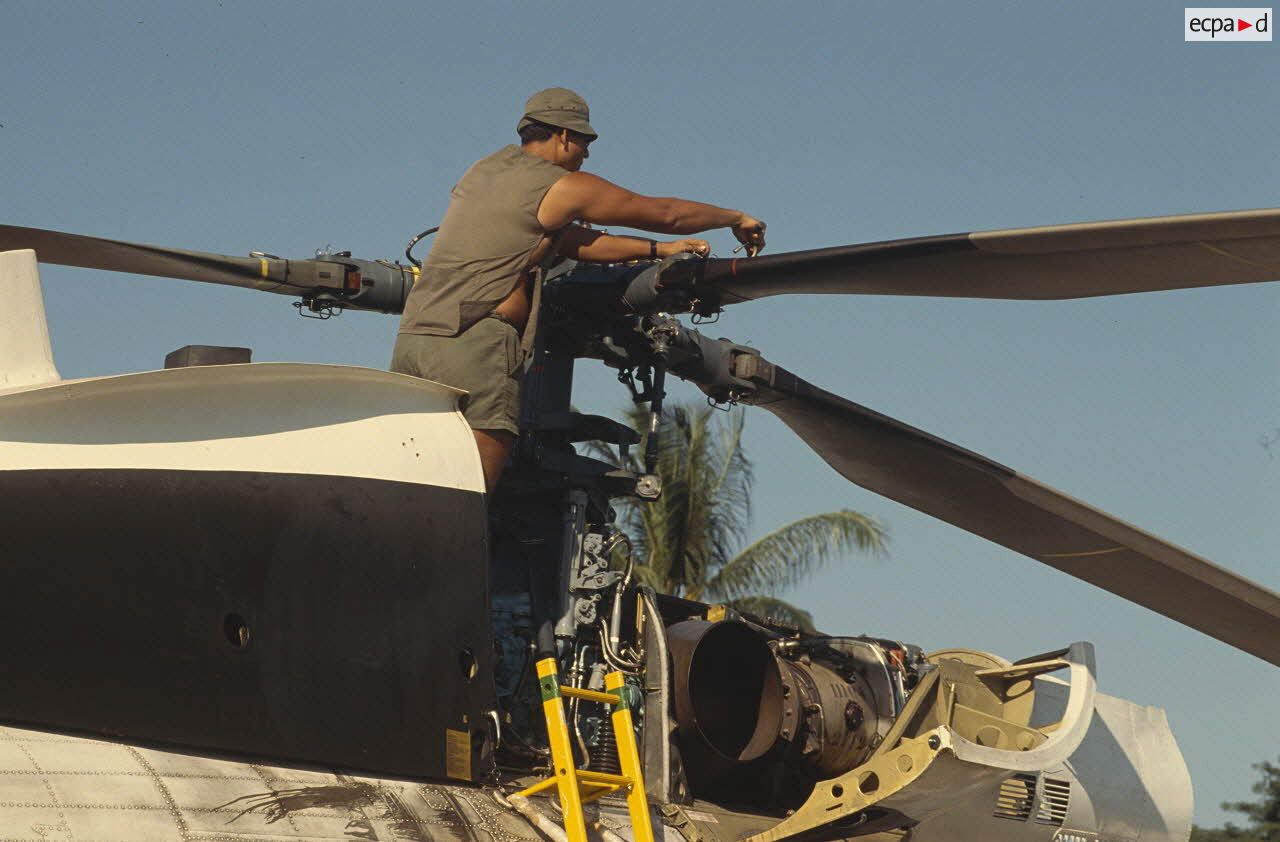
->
xmin=659 ymin=238 xmax=710 ymax=258
xmin=558 ymin=227 xmax=710 ymax=263
xmin=732 ymin=214 xmax=767 ymax=256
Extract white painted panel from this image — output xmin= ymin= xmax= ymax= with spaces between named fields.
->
xmin=0 ymin=363 xmax=484 ymax=493
xmin=0 ymin=249 xmax=60 ymax=388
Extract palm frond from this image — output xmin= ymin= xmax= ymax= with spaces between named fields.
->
xmin=581 ymin=402 xmax=885 ymax=618
xmin=630 ymin=562 xmax=663 ymax=591
xmin=706 ymin=511 xmax=886 ymax=601
xmin=725 ymin=595 xmax=817 ymax=633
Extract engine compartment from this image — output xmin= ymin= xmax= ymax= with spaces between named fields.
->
xmin=489 ymin=515 xmax=929 ymax=811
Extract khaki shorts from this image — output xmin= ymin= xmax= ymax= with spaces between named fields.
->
xmin=391 ymin=316 xmax=524 ymax=435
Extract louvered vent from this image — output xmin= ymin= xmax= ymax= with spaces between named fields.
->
xmin=1036 ymin=777 xmax=1071 ymax=826
xmin=993 ymin=774 xmax=1036 ymax=821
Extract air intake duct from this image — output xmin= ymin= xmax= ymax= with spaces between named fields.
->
xmin=666 ymin=619 xmax=879 ymax=796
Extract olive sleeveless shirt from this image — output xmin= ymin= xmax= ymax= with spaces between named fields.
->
xmin=398 ymin=145 xmax=566 ymax=337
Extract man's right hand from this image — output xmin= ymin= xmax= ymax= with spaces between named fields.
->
xmin=732 ymin=214 xmax=767 ymax=256
xmin=659 ymin=238 xmax=711 ymax=258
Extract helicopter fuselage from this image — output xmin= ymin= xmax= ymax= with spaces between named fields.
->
xmin=0 ymin=246 xmax=1199 ymax=842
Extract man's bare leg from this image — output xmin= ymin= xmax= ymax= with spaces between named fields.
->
xmin=474 ymin=429 xmax=515 ymax=493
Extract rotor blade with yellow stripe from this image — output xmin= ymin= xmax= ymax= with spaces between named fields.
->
xmin=0 ymin=224 xmax=347 ymax=296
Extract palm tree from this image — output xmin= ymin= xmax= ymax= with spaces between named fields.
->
xmin=1191 ymin=757 xmax=1279 ymax=842
xmin=593 ymin=403 xmax=886 ymax=632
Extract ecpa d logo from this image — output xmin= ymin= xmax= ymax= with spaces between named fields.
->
xmin=1185 ymin=8 xmax=1272 ymax=40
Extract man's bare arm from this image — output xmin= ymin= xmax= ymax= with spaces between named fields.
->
xmin=558 ymin=225 xmax=709 ymax=262
xmin=540 ymin=172 xmax=766 ymax=255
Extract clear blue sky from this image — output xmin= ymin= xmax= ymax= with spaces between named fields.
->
xmin=3 ymin=0 xmax=1276 ymax=828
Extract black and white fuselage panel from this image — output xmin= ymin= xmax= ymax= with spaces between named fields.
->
xmin=0 ymin=363 xmax=485 ymax=494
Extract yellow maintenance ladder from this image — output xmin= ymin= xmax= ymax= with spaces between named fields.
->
xmin=515 ymin=658 xmax=654 ymax=842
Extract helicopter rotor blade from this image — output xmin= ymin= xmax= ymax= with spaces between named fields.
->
xmin=0 ymin=224 xmax=347 ymax=297
xmin=661 ymin=208 xmax=1280 ymax=305
xmin=727 ymin=352 xmax=1280 ymax=666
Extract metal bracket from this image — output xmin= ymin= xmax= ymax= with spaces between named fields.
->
xmin=294 ymin=298 xmax=342 ymax=320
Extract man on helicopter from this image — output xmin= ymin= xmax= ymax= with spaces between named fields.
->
xmin=392 ymin=87 xmax=767 ymax=491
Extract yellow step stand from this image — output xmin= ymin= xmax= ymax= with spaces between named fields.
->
xmin=515 ymin=657 xmax=655 ymax=842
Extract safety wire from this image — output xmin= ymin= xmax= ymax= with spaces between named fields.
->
xmin=691 ymin=249 xmax=721 ymax=325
